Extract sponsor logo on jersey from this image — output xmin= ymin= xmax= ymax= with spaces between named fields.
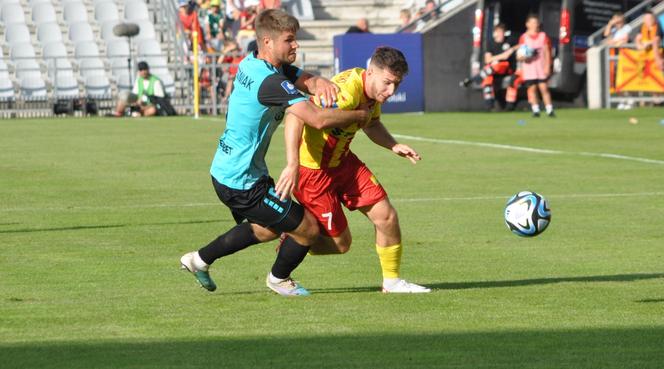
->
xmin=281 ymin=81 xmax=298 ymax=95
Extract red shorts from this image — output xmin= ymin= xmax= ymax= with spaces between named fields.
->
xmin=294 ymin=153 xmax=387 ymax=237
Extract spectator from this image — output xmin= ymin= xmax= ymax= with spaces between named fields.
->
xmin=346 ymin=18 xmax=370 ymax=33
xmin=402 ymin=0 xmax=428 ymax=14
xmin=460 ymin=23 xmax=521 ymax=111
xmin=112 ymin=62 xmax=166 ymax=117
xmin=397 ymin=9 xmax=415 ymax=32
xmin=179 ymin=0 xmax=205 ymax=51
xmin=259 ymin=0 xmax=281 ymax=10
xmin=424 ymin=0 xmax=438 ymax=21
xmin=218 ymin=41 xmax=244 ymax=103
xmin=635 ymin=10 xmax=663 ymax=69
xmin=206 ymin=1 xmax=225 ymax=52
xmin=224 ymin=0 xmax=244 ymax=37
xmin=603 ymin=12 xmax=632 ymax=47
xmin=237 ymin=5 xmax=258 ymax=51
xmin=518 ymin=15 xmax=554 ymax=117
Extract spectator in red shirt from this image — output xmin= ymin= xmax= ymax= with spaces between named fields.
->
xmin=179 ymin=0 xmax=205 ymax=51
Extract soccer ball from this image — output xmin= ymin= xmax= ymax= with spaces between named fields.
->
xmin=516 ymin=45 xmax=535 ymax=59
xmin=504 ymin=191 xmax=551 ymax=237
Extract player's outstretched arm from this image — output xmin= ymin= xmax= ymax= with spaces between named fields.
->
xmin=275 ymin=113 xmax=305 ymax=200
xmin=363 ymin=120 xmax=421 ymax=164
xmin=286 ymin=100 xmax=371 ymax=130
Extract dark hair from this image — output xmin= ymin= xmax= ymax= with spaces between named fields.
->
xmin=526 ymin=13 xmax=540 ymax=22
xmin=137 ymin=61 xmax=149 ymax=71
xmin=494 ymin=23 xmax=506 ymax=31
xmin=370 ymin=46 xmax=409 ymax=77
xmin=255 ymin=9 xmax=300 ymax=40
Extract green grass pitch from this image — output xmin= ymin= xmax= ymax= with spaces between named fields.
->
xmin=1 ymin=109 xmax=663 ymax=368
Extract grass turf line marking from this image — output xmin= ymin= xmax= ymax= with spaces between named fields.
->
xmin=3 ymin=192 xmax=663 ymax=212
xmin=392 ymin=134 xmax=664 ymax=165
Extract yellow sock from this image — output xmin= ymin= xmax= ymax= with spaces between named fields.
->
xmin=375 ymin=244 xmax=402 ymax=279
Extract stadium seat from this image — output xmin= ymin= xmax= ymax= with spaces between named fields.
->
xmin=29 ymin=0 xmax=53 ymax=5
xmin=1 ymin=0 xmax=21 ymax=4
xmin=143 ymin=56 xmax=167 ymax=70
xmin=95 ymin=1 xmax=119 ymax=23
xmin=54 ymin=74 xmax=80 ymax=98
xmin=32 ymin=2 xmax=57 ymax=24
xmin=15 ymin=60 xmax=42 ymax=80
xmin=78 ymin=58 xmax=106 ymax=78
xmin=100 ymin=19 xmax=122 ymax=42
xmin=85 ymin=75 xmax=111 ymax=97
xmin=69 ymin=22 xmax=95 ymax=43
xmin=20 ymin=77 xmax=48 ymax=99
xmin=4 ymin=23 xmax=31 ymax=45
xmin=114 ymin=71 xmax=132 ymax=91
xmin=137 ymin=39 xmax=162 ymax=56
xmin=74 ymin=41 xmax=101 ymax=59
xmin=37 ymin=22 xmax=63 ymax=45
xmin=10 ymin=43 xmax=37 ymax=61
xmin=123 ymin=0 xmax=149 ymax=21
xmin=0 ymin=60 xmax=14 ymax=100
xmin=135 ymin=20 xmax=156 ymax=40
xmin=64 ymin=2 xmax=88 ymax=24
xmin=42 ymin=42 xmax=73 ymax=71
xmin=1 ymin=4 xmax=25 ymax=25
xmin=107 ymin=39 xmax=130 ymax=61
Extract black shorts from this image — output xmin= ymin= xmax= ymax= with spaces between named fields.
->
xmin=212 ymin=175 xmax=304 ymax=233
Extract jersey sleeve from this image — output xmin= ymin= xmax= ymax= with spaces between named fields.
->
xmin=282 ymin=63 xmax=303 ymax=83
xmin=257 ymin=73 xmax=307 ymax=107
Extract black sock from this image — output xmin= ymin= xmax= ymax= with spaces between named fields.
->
xmin=270 ymin=237 xmax=310 ymax=279
xmin=198 ymin=222 xmax=260 ymax=265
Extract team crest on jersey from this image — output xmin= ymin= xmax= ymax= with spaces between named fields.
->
xmin=281 ymin=81 xmax=298 ymax=95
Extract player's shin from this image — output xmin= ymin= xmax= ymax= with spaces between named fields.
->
xmin=375 ymin=243 xmax=403 ymax=283
xmin=198 ymin=222 xmax=261 ymax=265
xmin=270 ymin=237 xmax=310 ymax=280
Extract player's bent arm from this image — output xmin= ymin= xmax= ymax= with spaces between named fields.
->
xmin=294 ymin=72 xmax=339 ymax=107
xmin=275 ymin=113 xmax=304 ymax=200
xmin=362 ymin=119 xmax=398 ymax=150
xmin=286 ymin=100 xmax=369 ymax=130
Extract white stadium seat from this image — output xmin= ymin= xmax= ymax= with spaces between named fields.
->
xmin=69 ymin=22 xmax=95 ymax=43
xmin=54 ymin=74 xmax=80 ymax=98
xmin=20 ymin=77 xmax=48 ymax=99
xmin=137 ymin=39 xmax=162 ymax=56
xmin=135 ymin=19 xmax=156 ymax=40
xmin=75 ymin=41 xmax=101 ymax=59
xmin=101 ymin=20 xmax=122 ymax=42
xmin=1 ymin=4 xmax=25 ymax=25
xmin=64 ymin=2 xmax=88 ymax=23
xmin=95 ymin=1 xmax=119 ymax=23
xmin=15 ymin=59 xmax=42 ymax=80
xmin=10 ymin=43 xmax=37 ymax=61
xmin=85 ymin=75 xmax=111 ymax=97
xmin=4 ymin=23 xmax=30 ymax=44
xmin=32 ymin=2 xmax=57 ymax=24
xmin=107 ymin=39 xmax=130 ymax=61
xmin=78 ymin=58 xmax=106 ymax=78
xmin=37 ymin=22 xmax=63 ymax=45
xmin=123 ymin=0 xmax=149 ymax=21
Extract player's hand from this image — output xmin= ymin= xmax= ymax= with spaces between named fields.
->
xmin=392 ymin=144 xmax=421 ymax=164
xmin=313 ymin=77 xmax=340 ymax=108
xmin=275 ymin=164 xmax=299 ymax=201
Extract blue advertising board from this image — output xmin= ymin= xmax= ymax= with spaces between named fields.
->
xmin=333 ymin=33 xmax=423 ymax=113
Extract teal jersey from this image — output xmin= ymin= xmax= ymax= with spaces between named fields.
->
xmin=210 ymin=52 xmax=307 ymax=190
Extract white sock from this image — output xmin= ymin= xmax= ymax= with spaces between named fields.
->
xmin=192 ymin=251 xmax=209 ymax=271
xmin=383 ymin=278 xmax=400 ymax=288
xmin=268 ymin=272 xmax=286 ymax=284
xmin=545 ymin=105 xmax=554 ymax=114
xmin=531 ymin=104 xmax=540 ymax=113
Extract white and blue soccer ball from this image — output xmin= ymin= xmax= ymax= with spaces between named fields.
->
xmin=516 ymin=45 xmax=535 ymax=59
xmin=504 ymin=191 xmax=551 ymax=237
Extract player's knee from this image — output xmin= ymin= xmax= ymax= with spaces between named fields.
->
xmin=373 ymin=206 xmax=399 ymax=229
xmin=335 ymin=233 xmax=352 ymax=254
xmin=299 ymin=211 xmax=321 ymax=243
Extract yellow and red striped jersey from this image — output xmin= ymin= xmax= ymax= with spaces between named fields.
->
xmin=299 ymin=68 xmax=381 ymax=169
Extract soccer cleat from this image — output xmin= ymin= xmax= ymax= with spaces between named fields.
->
xmin=266 ymin=274 xmax=311 ymax=296
xmin=532 ymin=111 xmax=541 ymax=118
xmin=180 ymin=252 xmax=217 ymax=291
xmin=459 ymin=78 xmax=471 ymax=88
xmin=382 ymin=279 xmax=431 ymax=294
xmin=547 ymin=111 xmax=556 ymax=118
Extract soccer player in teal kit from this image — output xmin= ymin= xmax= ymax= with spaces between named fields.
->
xmin=180 ymin=9 xmax=372 ymax=296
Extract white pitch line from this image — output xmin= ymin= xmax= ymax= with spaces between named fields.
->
xmin=392 ymin=134 xmax=664 ymax=165
xmin=2 ymin=192 xmax=663 ymax=213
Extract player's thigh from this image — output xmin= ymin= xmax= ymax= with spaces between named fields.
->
xmin=359 ymin=197 xmax=399 ymax=229
xmin=294 ymin=168 xmax=349 ymax=238
xmin=212 ymin=176 xmax=307 ymax=236
xmin=142 ymin=105 xmax=157 ymax=116
xmin=339 ymin=154 xmax=388 ymax=211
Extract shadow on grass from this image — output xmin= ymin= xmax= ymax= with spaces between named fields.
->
xmin=2 ymin=328 xmax=663 ymax=369
xmin=0 ymin=219 xmax=229 ymax=234
xmin=636 ymin=298 xmax=664 ymax=303
xmin=309 ymin=272 xmax=664 ymax=294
